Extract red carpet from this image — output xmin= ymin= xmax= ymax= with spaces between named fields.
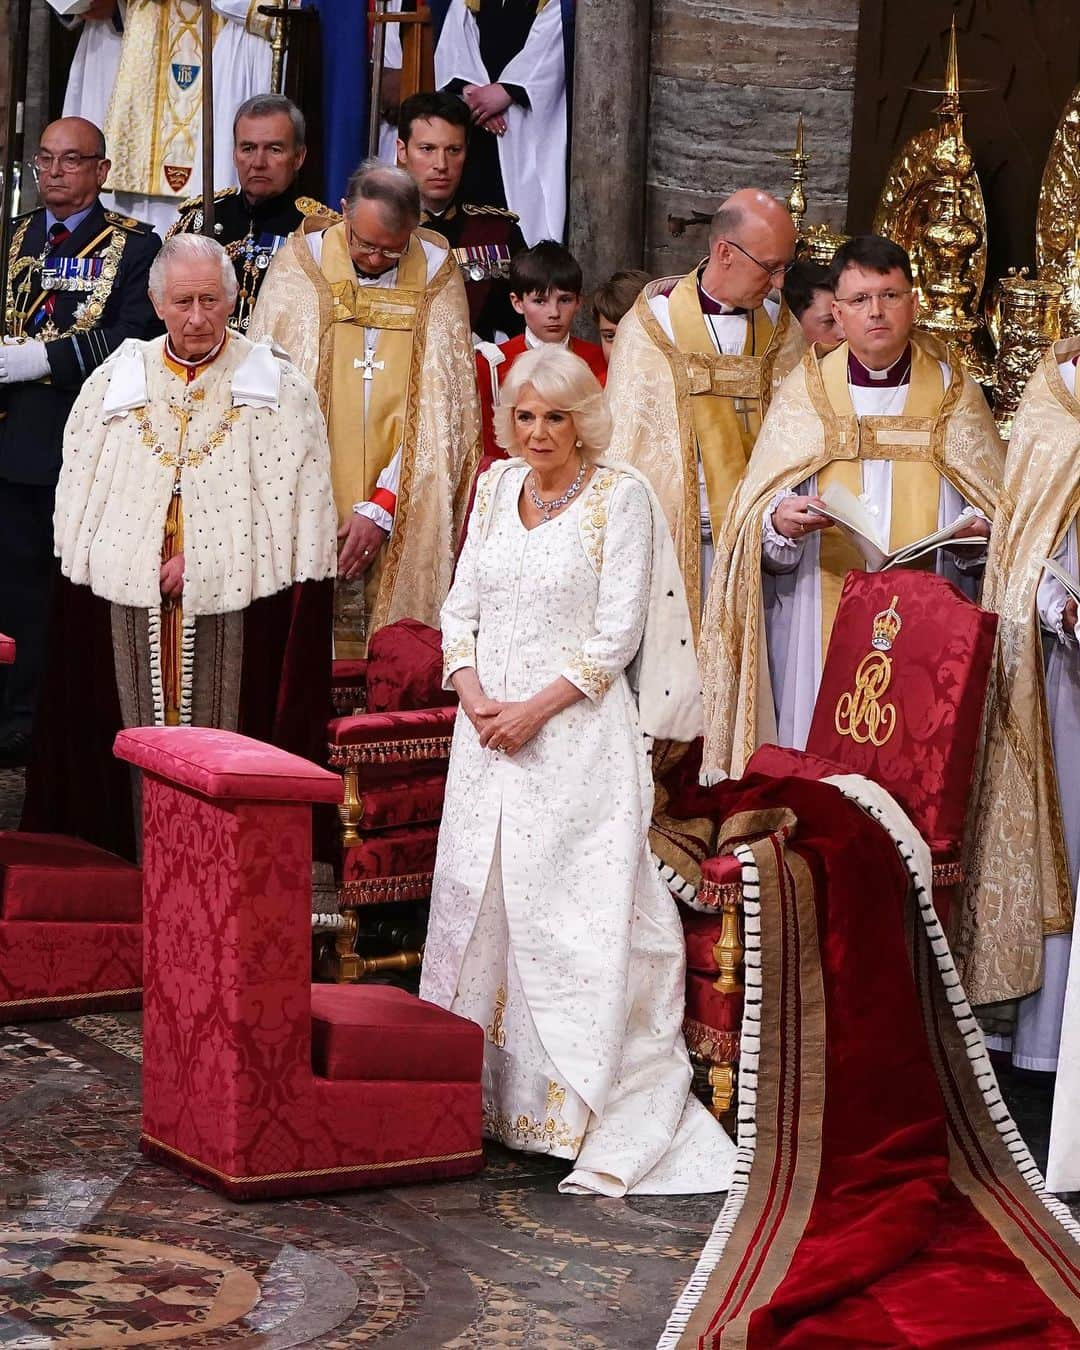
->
xmin=662 ymin=774 xmax=1080 ymax=1349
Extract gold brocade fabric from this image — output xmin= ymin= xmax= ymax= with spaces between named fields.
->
xmin=958 ymin=339 xmax=1080 ymax=1006
xmin=249 ymin=222 xmax=481 ymax=649
xmin=319 ymin=221 xmax=427 ymax=524
xmin=817 ymin=342 xmax=945 ymax=643
xmin=104 ymin=0 xmax=223 ymax=199
xmin=667 ymin=271 xmax=773 ymax=538
xmin=698 ymin=334 xmax=1004 ymax=782
xmin=604 ymin=276 xmax=805 ymax=632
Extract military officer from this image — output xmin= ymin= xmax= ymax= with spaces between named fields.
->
xmin=168 ymin=94 xmax=337 ymax=332
xmin=0 ymin=116 xmax=161 ymax=765
xmin=396 ymin=90 xmax=526 ymax=343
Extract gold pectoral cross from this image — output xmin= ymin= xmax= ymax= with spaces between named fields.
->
xmin=354 ymin=352 xmax=385 ymax=382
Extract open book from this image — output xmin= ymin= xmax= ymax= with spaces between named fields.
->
xmin=813 ymin=482 xmax=987 ymax=572
xmin=1042 ymin=557 xmax=1080 ymax=605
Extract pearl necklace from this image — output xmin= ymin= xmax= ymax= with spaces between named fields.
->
xmin=527 ymin=458 xmax=587 ymax=523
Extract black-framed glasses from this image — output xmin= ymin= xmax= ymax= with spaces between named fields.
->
xmin=721 ymin=238 xmax=795 ymax=280
xmin=33 ymin=151 xmax=103 ymax=174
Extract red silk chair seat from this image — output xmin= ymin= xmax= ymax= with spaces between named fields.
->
xmin=356 ymin=775 xmax=446 ymax=830
xmin=310 ymin=984 xmax=483 ymax=1082
xmin=365 ymin=619 xmax=457 ymax=713
xmin=685 ymin=971 xmax=744 ymax=1034
xmin=0 ymin=634 xmax=13 ymax=664
xmin=328 ymin=705 xmax=457 ymax=752
xmin=682 ymin=907 xmax=728 ymax=974
xmin=342 ymin=825 xmax=439 ymax=884
xmin=806 ymin=570 xmax=997 ymax=851
xmin=0 ymin=832 xmax=142 ymax=923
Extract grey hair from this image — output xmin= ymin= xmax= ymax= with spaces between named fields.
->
xmin=343 ymin=159 xmax=421 ymax=232
xmin=493 ymin=346 xmax=612 ymax=458
xmin=148 ymin=234 xmax=238 ymax=305
xmin=709 ymin=204 xmax=745 ymax=247
xmin=232 ymin=93 xmax=306 ymax=148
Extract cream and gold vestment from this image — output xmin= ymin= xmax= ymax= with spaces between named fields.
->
xmin=960 ymin=339 xmax=1080 ymax=1008
xmin=699 ymin=336 xmax=1004 ymax=780
xmin=249 ymin=220 xmax=481 ymax=652
xmin=605 ymin=272 xmax=805 ymax=625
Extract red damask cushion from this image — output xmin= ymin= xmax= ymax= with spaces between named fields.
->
xmin=114 ymin=727 xmax=343 ymax=804
xmin=328 ymin=705 xmax=457 ymax=751
xmin=365 ymin=619 xmax=457 ymax=714
xmin=682 ymin=908 xmax=725 ymax=974
xmin=807 ymin=571 xmax=996 ymax=850
xmin=0 ymin=634 xmax=13 ymax=665
xmin=358 ymin=776 xmax=446 ymax=830
xmin=342 ymin=824 xmax=440 ymax=882
xmin=310 ymin=984 xmax=483 ymax=1082
xmin=0 ymin=832 xmax=142 ymax=923
xmin=684 ymin=970 xmax=744 ymax=1034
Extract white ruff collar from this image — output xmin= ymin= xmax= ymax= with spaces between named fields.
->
xmin=101 ymin=337 xmax=282 ymax=420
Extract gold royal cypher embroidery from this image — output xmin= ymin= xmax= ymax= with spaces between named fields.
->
xmin=834 ymin=595 xmax=901 ymax=747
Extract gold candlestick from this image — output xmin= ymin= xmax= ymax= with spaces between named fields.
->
xmin=991 ymin=268 xmax=1063 ymax=438
xmin=787 ymin=114 xmax=809 ymax=233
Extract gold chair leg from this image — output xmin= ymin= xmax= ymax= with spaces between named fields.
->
xmin=708 ymin=1062 xmax=736 ymax=1118
xmin=713 ymin=893 xmax=745 ymax=996
xmin=338 ymin=767 xmax=363 ymax=848
xmin=333 ymin=911 xmax=360 ymax=983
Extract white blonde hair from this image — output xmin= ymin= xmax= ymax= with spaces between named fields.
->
xmin=493 ymin=345 xmax=611 ymax=457
xmin=148 ymin=233 xmax=238 ymax=305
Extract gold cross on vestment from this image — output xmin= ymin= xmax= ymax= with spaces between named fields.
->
xmin=733 ymin=396 xmax=756 ymax=436
xmin=354 ymin=353 xmax=385 ymax=381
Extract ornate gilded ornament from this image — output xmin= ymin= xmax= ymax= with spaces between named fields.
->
xmin=834 ymin=597 xmax=901 ymax=747
xmin=989 ymin=269 xmax=1063 ymax=437
xmin=1036 ymin=81 xmax=1080 ymax=336
xmin=873 ymin=20 xmax=991 ymax=380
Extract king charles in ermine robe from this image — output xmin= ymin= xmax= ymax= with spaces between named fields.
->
xmin=21 ymin=332 xmax=337 ymax=860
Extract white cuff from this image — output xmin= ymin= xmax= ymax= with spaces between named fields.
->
xmin=1046 ymin=592 xmax=1075 ymax=647
xmin=762 ymin=491 xmax=804 ymax=569
xmin=353 ymin=500 xmax=393 ymax=533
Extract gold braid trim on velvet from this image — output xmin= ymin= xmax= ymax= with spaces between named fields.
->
xmin=698 ymin=335 xmax=1005 ymax=781
xmin=958 ymin=337 xmax=1080 ymax=1004
xmin=0 ymin=986 xmax=142 ymax=1009
xmin=338 ymin=872 xmax=434 ymax=906
xmin=328 ymin=735 xmax=453 ymax=768
xmin=684 ymin=1021 xmax=741 ymax=1066
xmin=605 ymin=279 xmax=805 ymax=640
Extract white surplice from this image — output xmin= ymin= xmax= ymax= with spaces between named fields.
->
xmin=760 ymin=362 xmax=985 ymax=751
xmin=420 ymin=460 xmax=735 ymax=1196
xmin=435 ymin=0 xmax=566 ymax=245
xmin=57 ymin=8 xmax=125 ymax=131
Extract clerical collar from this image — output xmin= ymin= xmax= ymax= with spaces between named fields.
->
xmin=696 ymin=272 xmax=749 ymax=316
xmin=524 ymin=328 xmax=571 ymax=351
xmin=847 ymin=344 xmax=912 ymax=388
xmin=163 ymin=333 xmax=227 ymax=382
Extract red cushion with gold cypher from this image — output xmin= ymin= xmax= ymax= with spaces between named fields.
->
xmin=806 ymin=570 xmax=996 ymax=850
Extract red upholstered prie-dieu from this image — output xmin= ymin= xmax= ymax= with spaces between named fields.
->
xmin=116 ymin=727 xmax=483 ymax=1201
xmin=0 ymin=831 xmax=142 ymax=1022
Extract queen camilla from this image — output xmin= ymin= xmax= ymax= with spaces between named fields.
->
xmin=419 ymin=346 xmax=734 ymax=1196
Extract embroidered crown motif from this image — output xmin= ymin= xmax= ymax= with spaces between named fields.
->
xmin=872 ymin=596 xmax=902 ymax=652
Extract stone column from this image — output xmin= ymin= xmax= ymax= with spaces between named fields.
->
xmin=567 ymin=0 xmax=651 ymax=303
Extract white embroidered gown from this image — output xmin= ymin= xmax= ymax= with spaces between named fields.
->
xmin=419 ymin=461 xmax=735 ymax=1196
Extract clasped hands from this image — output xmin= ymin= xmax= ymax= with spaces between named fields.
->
xmin=462 ymin=82 xmax=511 ymax=136
xmin=464 ymin=694 xmax=544 ymax=757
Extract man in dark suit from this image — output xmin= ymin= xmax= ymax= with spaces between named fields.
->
xmin=0 ymin=116 xmax=161 ymax=764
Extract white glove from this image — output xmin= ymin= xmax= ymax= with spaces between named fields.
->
xmin=0 ymin=339 xmax=51 ymax=384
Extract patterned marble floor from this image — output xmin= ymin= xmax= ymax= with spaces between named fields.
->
xmin=0 ymin=1012 xmax=728 ymax=1348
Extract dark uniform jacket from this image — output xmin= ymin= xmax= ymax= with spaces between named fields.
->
xmin=168 ymin=185 xmax=338 ymax=332
xmin=0 ymin=199 xmax=161 ymax=487
xmin=421 ymin=199 xmax=527 ymax=343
